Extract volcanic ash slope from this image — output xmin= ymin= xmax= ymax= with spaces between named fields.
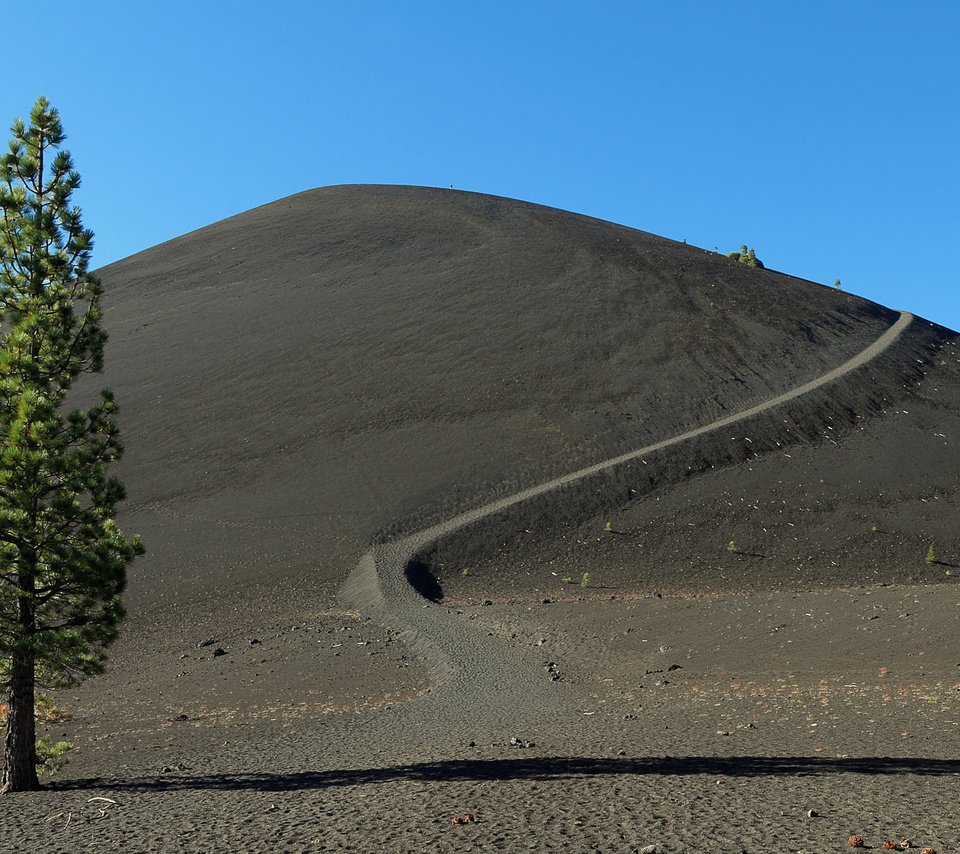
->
xmin=96 ymin=184 xmax=950 ymax=614
xmin=7 ymin=185 xmax=960 ymax=854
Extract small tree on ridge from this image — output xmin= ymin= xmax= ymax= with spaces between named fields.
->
xmin=727 ymin=244 xmax=764 ymax=268
xmin=0 ymin=98 xmax=142 ymax=792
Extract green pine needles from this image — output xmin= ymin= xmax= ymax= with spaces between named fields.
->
xmin=0 ymin=98 xmax=142 ymax=792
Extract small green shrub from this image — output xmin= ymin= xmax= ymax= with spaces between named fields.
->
xmin=0 ymin=697 xmax=72 ymax=778
xmin=35 ymin=738 xmax=72 ymax=777
xmin=727 ymin=540 xmax=737 ymax=553
xmin=461 ymin=567 xmax=471 ymax=576
xmin=925 ymin=544 xmax=937 ymax=564
xmin=561 ymin=575 xmax=573 ymax=584
xmin=580 ymin=571 xmax=590 ymax=588
xmin=603 ymin=521 xmax=613 ymax=533
xmin=727 ymin=245 xmax=764 ymax=268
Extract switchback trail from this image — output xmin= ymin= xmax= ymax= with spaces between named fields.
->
xmin=341 ymin=311 xmax=913 ymax=732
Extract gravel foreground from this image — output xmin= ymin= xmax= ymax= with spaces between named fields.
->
xmin=3 ymin=583 xmax=958 ymax=853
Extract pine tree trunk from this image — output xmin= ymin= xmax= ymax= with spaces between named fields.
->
xmin=2 ymin=562 xmax=39 ymax=793
xmin=1 ymin=649 xmax=39 ymax=792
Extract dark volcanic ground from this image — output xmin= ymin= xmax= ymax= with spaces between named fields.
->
xmin=445 ymin=326 xmax=960 ymax=600
xmin=3 ymin=186 xmax=959 ymax=852
xmin=94 ymin=185 xmax=905 ymax=612
xmin=52 ymin=184 xmax=945 ymax=723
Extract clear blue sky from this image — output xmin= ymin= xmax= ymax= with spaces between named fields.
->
xmin=4 ymin=1 xmax=959 ymax=330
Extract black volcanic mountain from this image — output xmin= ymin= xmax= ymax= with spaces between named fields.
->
xmin=7 ymin=185 xmax=960 ymax=852
xmin=93 ymin=185 xmax=958 ymax=618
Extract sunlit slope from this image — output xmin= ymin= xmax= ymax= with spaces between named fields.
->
xmin=94 ymin=185 xmax=919 ymax=606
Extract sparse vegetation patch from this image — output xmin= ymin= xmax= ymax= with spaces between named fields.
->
xmin=727 ymin=245 xmax=764 ymax=268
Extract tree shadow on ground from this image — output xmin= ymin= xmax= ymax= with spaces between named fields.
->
xmin=54 ymin=755 xmax=960 ymax=793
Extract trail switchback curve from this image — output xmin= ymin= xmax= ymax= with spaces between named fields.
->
xmin=341 ymin=311 xmax=913 ymax=730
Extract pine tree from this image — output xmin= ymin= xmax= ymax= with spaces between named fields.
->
xmin=726 ymin=245 xmax=765 ymax=269
xmin=0 ymin=98 xmax=142 ymax=792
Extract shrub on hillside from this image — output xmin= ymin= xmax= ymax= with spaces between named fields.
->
xmin=727 ymin=244 xmax=764 ymax=268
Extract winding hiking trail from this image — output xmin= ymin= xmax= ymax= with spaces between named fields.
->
xmin=7 ymin=309 xmax=950 ymax=854
xmin=341 ymin=311 xmax=913 ymax=732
